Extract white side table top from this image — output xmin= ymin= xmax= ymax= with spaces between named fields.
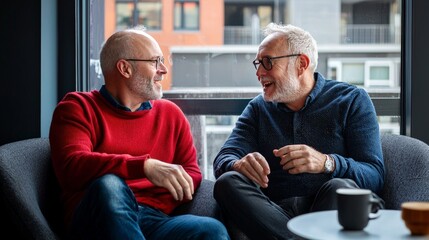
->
xmin=287 ymin=209 xmax=429 ymax=239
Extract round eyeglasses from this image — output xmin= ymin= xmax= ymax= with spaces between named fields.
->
xmin=252 ymin=54 xmax=301 ymax=71
xmin=125 ymin=56 xmax=165 ymax=69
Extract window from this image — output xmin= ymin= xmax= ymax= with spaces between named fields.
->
xmin=88 ymin=0 xmax=402 ymax=180
xmin=327 ymin=58 xmax=398 ymax=88
xmin=342 ymin=62 xmax=365 ymax=86
xmin=224 ymin=2 xmax=274 ymax=45
xmin=174 ymin=0 xmax=199 ymax=30
xmin=116 ymin=0 xmax=162 ymax=30
xmin=366 ymin=60 xmax=395 ymax=87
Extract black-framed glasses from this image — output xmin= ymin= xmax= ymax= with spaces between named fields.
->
xmin=252 ymin=54 xmax=301 ymax=71
xmin=125 ymin=56 xmax=165 ymax=69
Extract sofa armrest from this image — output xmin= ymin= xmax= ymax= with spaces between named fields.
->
xmin=171 ymin=179 xmax=221 ymax=219
xmin=381 ymin=133 xmax=429 ymax=209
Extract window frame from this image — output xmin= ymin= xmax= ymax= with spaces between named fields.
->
xmin=57 ymin=0 xmax=429 ymax=144
xmin=174 ymin=0 xmax=200 ymax=31
xmin=365 ymin=60 xmax=395 ymax=87
xmin=328 ymin=58 xmax=398 ymax=88
xmin=115 ymin=0 xmax=163 ymax=31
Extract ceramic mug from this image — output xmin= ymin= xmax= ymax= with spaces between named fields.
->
xmin=336 ymin=188 xmax=382 ymax=230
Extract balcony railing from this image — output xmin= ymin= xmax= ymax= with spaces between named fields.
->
xmin=224 ymin=26 xmax=264 ymax=45
xmin=224 ymin=24 xmax=400 ymax=45
xmin=342 ymin=24 xmax=401 ymax=44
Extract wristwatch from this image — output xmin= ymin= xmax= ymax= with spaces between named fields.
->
xmin=324 ymin=154 xmax=334 ymax=174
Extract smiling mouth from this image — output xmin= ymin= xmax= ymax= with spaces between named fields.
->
xmin=262 ymin=82 xmax=273 ymax=89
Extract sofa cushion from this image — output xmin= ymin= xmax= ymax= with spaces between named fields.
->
xmin=380 ymin=133 xmax=429 ymax=209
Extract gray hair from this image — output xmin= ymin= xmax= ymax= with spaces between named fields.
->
xmin=263 ymin=23 xmax=318 ymax=72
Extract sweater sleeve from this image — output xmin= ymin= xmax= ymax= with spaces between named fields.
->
xmin=332 ymin=88 xmax=385 ymax=193
xmin=49 ymin=93 xmax=149 ymax=192
xmin=213 ymin=98 xmax=260 ymax=178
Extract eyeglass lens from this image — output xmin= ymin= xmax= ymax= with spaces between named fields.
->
xmin=253 ymin=57 xmax=273 ymax=71
xmin=157 ymin=57 xmax=165 ymax=69
xmin=262 ymin=57 xmax=272 ymax=70
xmin=253 ymin=54 xmax=301 ymax=71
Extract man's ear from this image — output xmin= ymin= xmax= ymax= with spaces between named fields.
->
xmin=297 ymin=54 xmax=310 ymax=76
xmin=117 ymin=59 xmax=132 ymax=78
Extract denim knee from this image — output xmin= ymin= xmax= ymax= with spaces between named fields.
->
xmin=92 ymin=174 xmax=126 ymax=192
xmin=196 ymin=217 xmax=230 ymax=240
xmin=87 ymin=174 xmax=137 ymax=211
xmin=70 ymin=174 xmax=141 ymax=239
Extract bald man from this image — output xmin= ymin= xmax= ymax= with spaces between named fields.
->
xmin=49 ymin=26 xmax=229 ymax=240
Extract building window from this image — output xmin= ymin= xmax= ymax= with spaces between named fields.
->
xmin=116 ymin=0 xmax=162 ymax=30
xmin=366 ymin=61 xmax=394 ymax=87
xmin=328 ymin=58 xmax=397 ymax=88
xmin=174 ymin=0 xmax=199 ymax=30
xmin=342 ymin=62 xmax=365 ymax=86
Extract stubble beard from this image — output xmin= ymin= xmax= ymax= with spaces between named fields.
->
xmin=134 ymin=75 xmax=163 ymax=100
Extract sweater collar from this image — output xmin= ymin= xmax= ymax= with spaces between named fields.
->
xmin=99 ymin=85 xmax=152 ymax=112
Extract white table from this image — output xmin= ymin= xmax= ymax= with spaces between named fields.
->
xmin=287 ymin=209 xmax=429 ymax=239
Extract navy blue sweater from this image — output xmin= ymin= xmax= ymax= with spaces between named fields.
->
xmin=213 ymin=73 xmax=385 ymax=201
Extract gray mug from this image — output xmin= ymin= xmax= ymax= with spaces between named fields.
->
xmin=336 ymin=188 xmax=381 ymax=230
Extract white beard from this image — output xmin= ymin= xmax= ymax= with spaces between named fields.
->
xmin=263 ymin=63 xmax=302 ymax=104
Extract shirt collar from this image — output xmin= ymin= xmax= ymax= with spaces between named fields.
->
xmin=306 ymin=72 xmax=325 ymax=105
xmin=99 ymin=85 xmax=152 ymax=112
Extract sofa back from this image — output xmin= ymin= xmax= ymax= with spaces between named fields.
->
xmin=380 ymin=133 xmax=429 ymax=209
xmin=0 ymin=134 xmax=428 ymax=239
xmin=0 ymin=138 xmax=64 ymax=239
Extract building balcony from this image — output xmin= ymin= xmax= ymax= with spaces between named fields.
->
xmin=342 ymin=24 xmax=401 ymax=44
xmin=224 ymin=24 xmax=400 ymax=45
xmin=224 ymin=26 xmax=264 ymax=45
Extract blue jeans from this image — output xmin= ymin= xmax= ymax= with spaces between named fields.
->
xmin=70 ymin=174 xmax=230 ymax=240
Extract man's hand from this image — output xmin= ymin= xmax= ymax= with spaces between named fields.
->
xmin=232 ymin=152 xmax=270 ymax=188
xmin=273 ymin=144 xmax=326 ymax=174
xmin=144 ymin=159 xmax=194 ymax=201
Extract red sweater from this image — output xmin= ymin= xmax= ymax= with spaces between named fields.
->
xmin=49 ymin=91 xmax=201 ymax=225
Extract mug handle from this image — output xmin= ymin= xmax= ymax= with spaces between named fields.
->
xmin=369 ymin=198 xmax=382 ymax=220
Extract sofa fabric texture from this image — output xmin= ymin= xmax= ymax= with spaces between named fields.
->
xmin=380 ymin=133 xmax=429 ymax=209
xmin=0 ymin=134 xmax=428 ymax=239
xmin=0 ymin=138 xmax=63 ymax=240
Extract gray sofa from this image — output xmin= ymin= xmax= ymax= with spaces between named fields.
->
xmin=1 ymin=133 xmax=428 ymax=239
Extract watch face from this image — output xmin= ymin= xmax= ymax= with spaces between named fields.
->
xmin=326 ymin=160 xmax=333 ymax=170
xmin=325 ymin=156 xmax=333 ymax=173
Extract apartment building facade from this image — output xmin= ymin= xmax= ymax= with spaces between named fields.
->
xmin=89 ymin=0 xmax=401 ymax=179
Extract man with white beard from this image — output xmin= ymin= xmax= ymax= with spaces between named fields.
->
xmin=213 ymin=23 xmax=385 ymax=240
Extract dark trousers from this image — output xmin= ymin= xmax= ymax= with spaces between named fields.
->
xmin=214 ymin=171 xmax=384 ymax=240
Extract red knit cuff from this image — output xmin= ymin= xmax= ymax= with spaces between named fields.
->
xmin=127 ymin=154 xmax=150 ymax=178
